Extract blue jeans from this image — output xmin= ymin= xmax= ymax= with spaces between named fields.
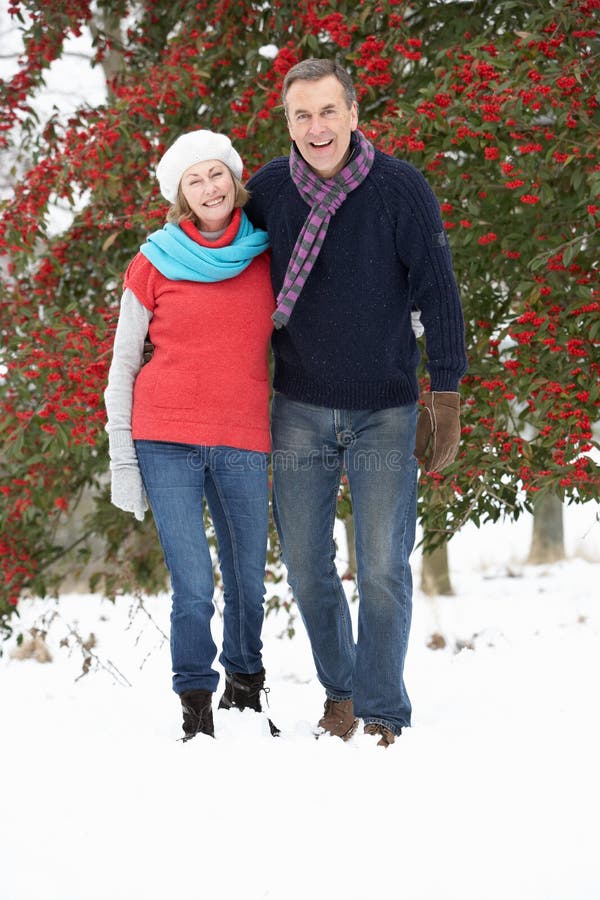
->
xmin=135 ymin=440 xmax=269 ymax=695
xmin=271 ymin=394 xmax=418 ymax=735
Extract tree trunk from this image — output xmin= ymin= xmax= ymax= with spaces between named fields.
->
xmin=89 ymin=12 xmax=125 ymax=87
xmin=420 ymin=541 xmax=454 ymax=596
xmin=527 ymin=492 xmax=565 ymax=564
xmin=343 ymin=514 xmax=357 ymax=578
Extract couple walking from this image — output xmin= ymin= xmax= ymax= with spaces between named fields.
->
xmin=104 ymin=59 xmax=468 ymax=748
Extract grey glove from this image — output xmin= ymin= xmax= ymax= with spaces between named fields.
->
xmin=414 ymin=391 xmax=461 ymax=473
xmin=108 ymin=430 xmax=147 ymax=521
xmin=111 ymin=465 xmax=147 ymax=521
xmin=410 ymin=309 xmax=424 ymax=338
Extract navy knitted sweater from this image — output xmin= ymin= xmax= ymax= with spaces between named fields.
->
xmin=246 ymin=140 xmax=468 ymax=410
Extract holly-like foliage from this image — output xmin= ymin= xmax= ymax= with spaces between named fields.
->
xmin=1 ymin=0 xmax=598 ymax=633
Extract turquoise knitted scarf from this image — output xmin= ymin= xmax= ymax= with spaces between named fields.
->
xmin=140 ymin=210 xmax=269 ymax=282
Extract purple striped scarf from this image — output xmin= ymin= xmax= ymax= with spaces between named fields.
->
xmin=272 ymin=130 xmax=375 ymax=329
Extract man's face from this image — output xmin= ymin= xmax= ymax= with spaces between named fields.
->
xmin=285 ymin=75 xmax=358 ymax=179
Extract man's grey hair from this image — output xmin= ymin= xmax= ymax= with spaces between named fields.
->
xmin=281 ymin=59 xmax=357 ymax=114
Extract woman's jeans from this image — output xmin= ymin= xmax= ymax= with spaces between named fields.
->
xmin=271 ymin=394 xmax=418 ymax=735
xmin=135 ymin=440 xmax=269 ymax=695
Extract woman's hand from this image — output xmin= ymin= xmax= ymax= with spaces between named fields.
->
xmin=111 ymin=465 xmax=148 ymax=521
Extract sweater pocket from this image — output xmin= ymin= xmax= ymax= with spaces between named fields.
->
xmin=152 ymin=370 xmax=195 ymax=409
xmin=192 ymin=369 xmax=269 ymax=429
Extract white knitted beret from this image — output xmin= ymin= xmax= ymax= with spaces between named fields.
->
xmin=156 ymin=130 xmax=244 ymax=203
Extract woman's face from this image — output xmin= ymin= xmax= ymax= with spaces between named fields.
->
xmin=180 ymin=159 xmax=236 ymax=232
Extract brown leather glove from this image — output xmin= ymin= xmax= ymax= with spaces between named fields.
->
xmin=414 ymin=391 xmax=461 ymax=473
xmin=142 ymin=334 xmax=154 ymax=366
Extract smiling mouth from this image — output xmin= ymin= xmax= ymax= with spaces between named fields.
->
xmin=310 ymin=139 xmax=333 ymax=148
xmin=204 ymin=197 xmax=225 ymax=207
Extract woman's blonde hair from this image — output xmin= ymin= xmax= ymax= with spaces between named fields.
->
xmin=166 ymin=168 xmax=249 ymax=226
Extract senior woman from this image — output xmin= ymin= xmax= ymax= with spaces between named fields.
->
xmin=104 ymin=131 xmax=277 ymax=741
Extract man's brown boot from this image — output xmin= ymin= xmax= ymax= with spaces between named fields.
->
xmin=364 ymin=723 xmax=397 ymax=748
xmin=317 ymin=698 xmax=358 ymax=741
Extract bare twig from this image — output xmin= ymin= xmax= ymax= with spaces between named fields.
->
xmin=33 ymin=606 xmax=132 ymax=686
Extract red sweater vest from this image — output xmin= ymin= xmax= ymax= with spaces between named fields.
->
xmin=124 ymin=213 xmax=274 ymax=452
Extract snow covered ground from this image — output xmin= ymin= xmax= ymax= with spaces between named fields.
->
xmin=1 ymin=18 xmax=599 ymax=899
xmin=1 ymin=503 xmax=598 ymax=900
